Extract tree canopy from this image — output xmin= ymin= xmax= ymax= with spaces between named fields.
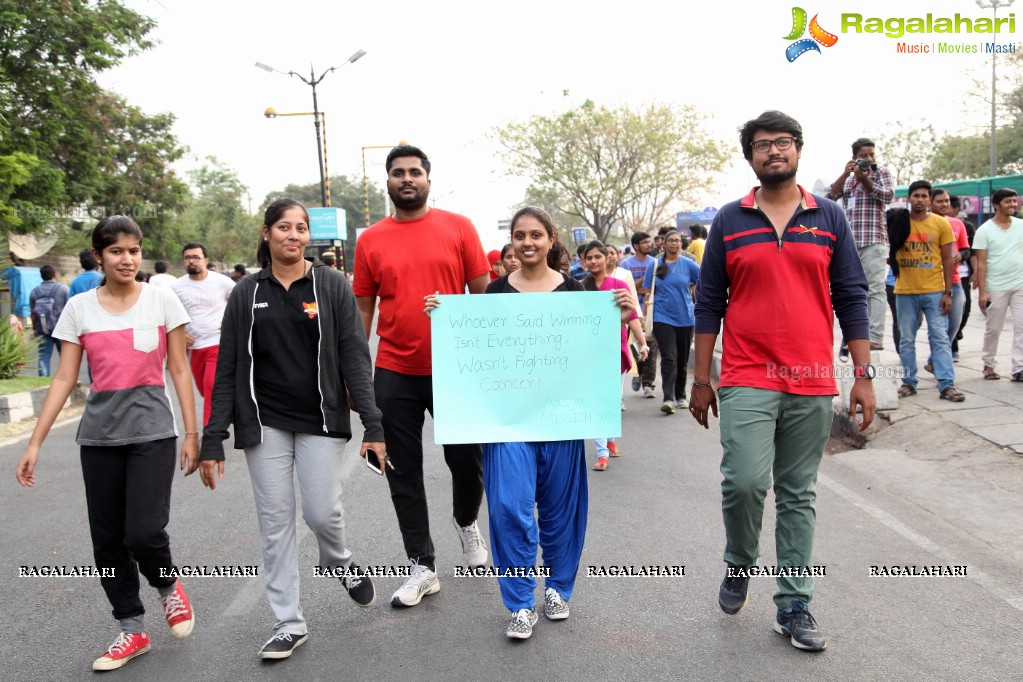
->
xmin=0 ymin=0 xmax=187 ymax=236
xmin=494 ymin=100 xmax=731 ymax=242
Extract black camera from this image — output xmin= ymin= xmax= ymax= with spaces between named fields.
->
xmin=856 ymin=159 xmax=877 ymax=172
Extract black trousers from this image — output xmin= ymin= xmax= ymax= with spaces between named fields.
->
xmin=374 ymin=368 xmax=483 ymax=570
xmin=955 ymin=275 xmax=972 ymax=352
xmin=652 ymin=322 xmax=693 ymax=402
xmin=637 ymin=333 xmax=659 ymax=388
xmin=80 ymin=437 xmax=178 ymax=621
xmin=886 ymin=284 xmax=900 ymax=350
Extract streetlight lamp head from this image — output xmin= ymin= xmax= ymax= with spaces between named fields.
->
xmin=348 ymin=49 xmax=367 ymax=64
xmin=255 ymin=61 xmax=275 ymax=73
xmin=264 ymin=107 xmax=278 ymax=119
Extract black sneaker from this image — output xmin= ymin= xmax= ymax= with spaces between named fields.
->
xmin=718 ymin=565 xmax=750 ymax=615
xmin=773 ymin=600 xmax=827 ymax=651
xmin=259 ymin=631 xmax=309 ymax=660
xmin=838 ymin=345 xmax=850 ymax=361
xmin=340 ymin=563 xmax=376 ymax=607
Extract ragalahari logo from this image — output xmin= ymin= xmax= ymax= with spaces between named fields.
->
xmin=784 ymin=7 xmax=839 ymax=62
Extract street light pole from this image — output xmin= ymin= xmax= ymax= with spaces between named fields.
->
xmin=256 ymin=49 xmax=366 ymax=207
xmin=977 ymin=0 xmax=1015 ymax=177
xmin=263 ymin=108 xmax=329 ymax=205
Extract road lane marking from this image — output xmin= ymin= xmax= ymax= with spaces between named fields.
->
xmin=819 ymin=473 xmax=1023 ymax=612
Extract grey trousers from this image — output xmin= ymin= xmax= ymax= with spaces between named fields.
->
xmin=859 ymin=243 xmax=889 ymax=346
xmin=245 ymin=426 xmax=352 ymax=635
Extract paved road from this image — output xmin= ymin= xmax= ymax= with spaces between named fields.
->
xmin=2 ymin=376 xmax=1020 ymax=681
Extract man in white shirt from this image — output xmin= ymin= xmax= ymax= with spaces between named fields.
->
xmin=171 ymin=243 xmax=235 ymax=425
xmin=149 ymin=261 xmax=178 ymax=288
xmin=974 ymin=188 xmax=1023 ymax=381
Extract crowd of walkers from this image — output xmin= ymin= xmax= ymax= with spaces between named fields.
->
xmin=13 ymin=124 xmax=1022 ymax=670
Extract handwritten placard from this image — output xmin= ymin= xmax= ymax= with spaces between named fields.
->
xmin=431 ymin=292 xmax=622 ymax=444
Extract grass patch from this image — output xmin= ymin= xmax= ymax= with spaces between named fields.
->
xmin=0 ymin=376 xmax=51 ymax=396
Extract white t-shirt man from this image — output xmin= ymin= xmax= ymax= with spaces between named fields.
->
xmin=149 ymin=272 xmax=178 ymax=288
xmin=171 ymin=271 xmax=235 ymax=349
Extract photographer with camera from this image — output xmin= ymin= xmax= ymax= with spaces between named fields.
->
xmin=827 ymin=137 xmax=894 ymax=359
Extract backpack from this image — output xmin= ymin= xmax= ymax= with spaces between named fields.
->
xmin=32 ymin=284 xmax=58 ymax=337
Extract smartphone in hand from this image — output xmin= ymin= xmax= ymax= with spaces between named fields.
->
xmin=365 ymin=449 xmax=394 ymax=475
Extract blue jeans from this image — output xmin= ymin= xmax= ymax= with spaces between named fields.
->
xmin=37 ymin=335 xmax=61 ymax=377
xmin=928 ymin=283 xmax=965 ymax=364
xmin=896 ymin=292 xmax=955 ymax=392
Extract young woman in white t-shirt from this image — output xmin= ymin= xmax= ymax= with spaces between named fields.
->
xmin=16 ymin=216 xmax=200 ymax=672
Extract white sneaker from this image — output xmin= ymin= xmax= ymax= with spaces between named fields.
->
xmin=390 ymin=562 xmax=440 ymax=607
xmin=452 ymin=516 xmax=488 ymax=568
xmin=543 ymin=588 xmax=570 ymax=620
xmin=643 ymin=386 xmax=656 ymax=398
xmin=506 ymin=608 xmax=539 ymax=639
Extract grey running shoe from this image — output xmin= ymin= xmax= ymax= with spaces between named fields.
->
xmin=391 ymin=562 xmax=440 ymax=607
xmin=506 ymin=608 xmax=539 ymax=639
xmin=452 ymin=516 xmax=488 ymax=567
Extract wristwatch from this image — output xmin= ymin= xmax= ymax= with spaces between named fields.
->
xmin=854 ymin=364 xmax=876 ymax=380
xmin=943 ymin=290 xmax=952 ymax=296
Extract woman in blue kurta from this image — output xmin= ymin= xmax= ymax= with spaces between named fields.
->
xmin=426 ymin=207 xmax=636 ymax=639
xmin=642 ymin=229 xmax=702 ymax=414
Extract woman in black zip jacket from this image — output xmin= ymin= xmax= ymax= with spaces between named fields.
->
xmin=197 ymin=198 xmax=386 ymax=661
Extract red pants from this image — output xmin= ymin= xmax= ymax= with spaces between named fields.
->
xmin=189 ymin=345 xmax=219 ymax=427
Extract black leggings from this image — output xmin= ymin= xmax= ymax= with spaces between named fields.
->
xmin=652 ymin=322 xmax=694 ymax=402
xmin=81 ymin=437 xmax=178 ymax=621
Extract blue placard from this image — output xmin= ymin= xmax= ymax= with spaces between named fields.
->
xmin=308 ymin=207 xmax=347 ymax=241
xmin=572 ymin=227 xmax=587 ymax=242
xmin=430 ymin=291 xmax=622 ymax=444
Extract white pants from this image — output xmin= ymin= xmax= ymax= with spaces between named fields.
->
xmin=982 ymin=286 xmax=1023 ymax=375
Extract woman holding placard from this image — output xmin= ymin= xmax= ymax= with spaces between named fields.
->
xmin=580 ymin=240 xmax=648 ymax=471
xmin=425 ymin=207 xmax=637 ymax=640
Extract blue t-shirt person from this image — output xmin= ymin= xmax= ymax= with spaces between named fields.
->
xmin=643 ymin=257 xmax=701 ymax=327
xmin=70 ymin=270 xmax=103 ymax=297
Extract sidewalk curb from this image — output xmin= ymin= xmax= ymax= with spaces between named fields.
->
xmin=0 ymin=384 xmax=90 ymax=424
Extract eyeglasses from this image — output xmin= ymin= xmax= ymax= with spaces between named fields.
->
xmin=183 ymin=255 xmax=206 ymax=261
xmin=751 ymin=136 xmax=797 ymax=154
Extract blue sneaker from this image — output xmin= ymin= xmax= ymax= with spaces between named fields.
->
xmin=773 ymin=600 xmax=827 ymax=651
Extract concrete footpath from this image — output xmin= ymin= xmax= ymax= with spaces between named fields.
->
xmin=830 ymin=302 xmax=1023 ymax=567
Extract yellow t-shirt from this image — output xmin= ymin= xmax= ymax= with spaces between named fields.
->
xmin=894 ymin=213 xmax=954 ymax=294
xmin=687 ymin=238 xmax=706 ymax=265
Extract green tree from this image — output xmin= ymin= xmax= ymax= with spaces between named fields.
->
xmin=494 ymin=100 xmax=731 ymax=243
xmin=0 ymin=1 xmax=187 ymax=236
xmin=875 ymin=122 xmax=938 ymax=186
xmin=179 ymin=158 xmax=258 ymax=266
xmin=924 ymin=52 xmax=1023 ymax=181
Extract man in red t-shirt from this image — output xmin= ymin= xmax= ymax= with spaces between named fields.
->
xmin=354 ymin=145 xmax=490 ymax=608
xmin=929 ymin=189 xmax=970 ymax=363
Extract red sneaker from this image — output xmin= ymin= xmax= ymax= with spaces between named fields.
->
xmin=608 ymin=442 xmax=622 ymax=458
xmin=92 ymin=631 xmax=151 ymax=671
xmin=160 ymin=580 xmax=196 ymax=639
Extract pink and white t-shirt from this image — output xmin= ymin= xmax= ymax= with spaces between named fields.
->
xmin=53 ymin=284 xmax=190 ymax=446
